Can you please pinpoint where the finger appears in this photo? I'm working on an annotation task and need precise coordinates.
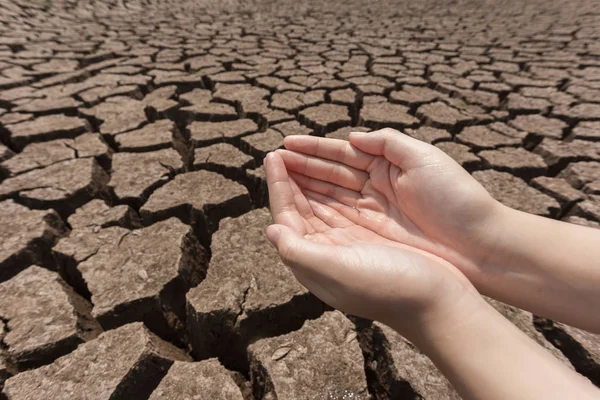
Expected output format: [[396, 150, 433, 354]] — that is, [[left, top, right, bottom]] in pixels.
[[288, 175, 330, 233], [303, 189, 361, 224], [348, 128, 429, 168], [266, 224, 339, 278], [290, 171, 361, 208], [265, 228, 342, 309], [303, 189, 391, 233], [264, 152, 307, 234], [287, 175, 315, 218], [304, 200, 393, 246], [306, 196, 356, 229], [283, 135, 374, 171], [277, 149, 369, 192]]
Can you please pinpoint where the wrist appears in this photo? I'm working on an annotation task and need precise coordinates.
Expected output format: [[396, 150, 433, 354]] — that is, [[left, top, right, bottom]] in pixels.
[[464, 200, 517, 287], [388, 286, 488, 347]]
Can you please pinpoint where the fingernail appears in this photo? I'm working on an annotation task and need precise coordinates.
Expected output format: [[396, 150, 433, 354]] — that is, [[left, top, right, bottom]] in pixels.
[[349, 131, 367, 137], [266, 225, 281, 246]]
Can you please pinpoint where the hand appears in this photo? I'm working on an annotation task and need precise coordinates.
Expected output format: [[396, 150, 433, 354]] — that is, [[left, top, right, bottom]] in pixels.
[[264, 151, 479, 337], [277, 128, 503, 280]]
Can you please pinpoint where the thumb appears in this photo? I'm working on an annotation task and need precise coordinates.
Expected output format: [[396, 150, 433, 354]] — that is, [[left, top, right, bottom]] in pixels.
[[349, 128, 430, 167], [266, 224, 336, 274]]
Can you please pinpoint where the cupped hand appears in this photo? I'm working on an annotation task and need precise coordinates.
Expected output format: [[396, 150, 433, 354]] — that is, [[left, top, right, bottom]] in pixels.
[[277, 128, 503, 280], [264, 151, 478, 336]]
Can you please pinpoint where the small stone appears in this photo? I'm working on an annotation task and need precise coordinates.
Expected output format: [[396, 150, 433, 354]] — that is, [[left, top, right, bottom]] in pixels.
[[271, 346, 292, 361], [3, 322, 190, 400], [473, 170, 560, 216], [137, 269, 149, 280], [345, 331, 358, 343], [248, 312, 369, 400]]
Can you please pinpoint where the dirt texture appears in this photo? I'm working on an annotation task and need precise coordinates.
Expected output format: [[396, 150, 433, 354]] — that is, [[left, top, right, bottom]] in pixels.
[[1, 0, 600, 398]]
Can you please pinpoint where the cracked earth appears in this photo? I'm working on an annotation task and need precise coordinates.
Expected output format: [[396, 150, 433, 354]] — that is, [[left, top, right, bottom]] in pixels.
[[0, 0, 600, 398]]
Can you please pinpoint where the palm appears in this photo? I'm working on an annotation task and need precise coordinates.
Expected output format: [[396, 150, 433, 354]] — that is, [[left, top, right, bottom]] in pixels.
[[266, 154, 393, 249], [273, 134, 496, 271], [276, 153, 435, 253]]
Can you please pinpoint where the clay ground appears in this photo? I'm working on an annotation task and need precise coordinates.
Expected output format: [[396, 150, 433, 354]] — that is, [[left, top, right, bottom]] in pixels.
[[0, 0, 600, 398]]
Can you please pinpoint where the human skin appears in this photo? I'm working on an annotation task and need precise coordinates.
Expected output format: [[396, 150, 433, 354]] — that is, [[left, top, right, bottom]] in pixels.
[[279, 129, 600, 334], [263, 128, 600, 400]]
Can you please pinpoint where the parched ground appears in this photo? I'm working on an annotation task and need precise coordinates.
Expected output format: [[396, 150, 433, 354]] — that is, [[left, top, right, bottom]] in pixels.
[[1, 0, 600, 398]]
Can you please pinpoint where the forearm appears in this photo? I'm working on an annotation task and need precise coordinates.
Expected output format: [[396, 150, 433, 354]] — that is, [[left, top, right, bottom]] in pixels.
[[399, 294, 599, 400], [473, 203, 600, 333]]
